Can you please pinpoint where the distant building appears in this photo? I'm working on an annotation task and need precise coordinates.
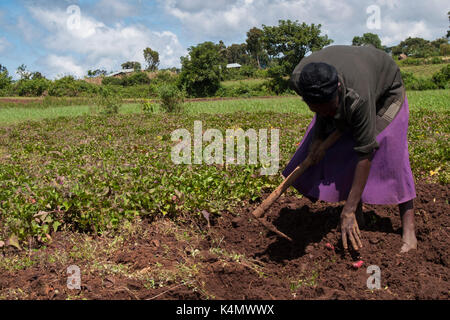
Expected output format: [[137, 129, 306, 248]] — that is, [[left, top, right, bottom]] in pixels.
[[226, 63, 241, 69], [106, 68, 135, 77]]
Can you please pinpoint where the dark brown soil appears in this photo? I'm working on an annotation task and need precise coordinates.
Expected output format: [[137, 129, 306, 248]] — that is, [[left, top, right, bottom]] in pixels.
[[0, 182, 448, 300]]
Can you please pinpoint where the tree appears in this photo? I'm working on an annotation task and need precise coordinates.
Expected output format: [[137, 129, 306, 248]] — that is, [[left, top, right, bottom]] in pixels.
[[16, 64, 32, 80], [143, 47, 160, 71], [440, 43, 450, 56], [31, 71, 45, 80], [226, 43, 250, 65], [431, 37, 448, 49], [261, 20, 333, 75], [87, 69, 107, 77], [392, 37, 436, 58], [179, 41, 225, 97], [246, 27, 268, 69], [352, 33, 384, 50], [121, 61, 141, 71], [218, 40, 228, 63], [0, 64, 12, 90]]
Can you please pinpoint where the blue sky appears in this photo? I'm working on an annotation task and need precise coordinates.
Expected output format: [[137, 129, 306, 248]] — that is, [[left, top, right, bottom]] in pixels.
[[0, 0, 448, 79]]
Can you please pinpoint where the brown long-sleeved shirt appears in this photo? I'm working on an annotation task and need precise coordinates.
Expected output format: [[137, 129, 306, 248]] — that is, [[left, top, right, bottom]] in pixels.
[[291, 45, 405, 157]]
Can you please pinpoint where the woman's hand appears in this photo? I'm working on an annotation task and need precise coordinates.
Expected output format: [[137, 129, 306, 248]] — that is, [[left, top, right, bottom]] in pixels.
[[306, 139, 325, 165], [310, 145, 326, 164], [340, 211, 363, 251]]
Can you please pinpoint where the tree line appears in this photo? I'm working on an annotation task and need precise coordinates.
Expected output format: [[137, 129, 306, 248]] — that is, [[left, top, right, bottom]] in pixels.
[[0, 15, 449, 98]]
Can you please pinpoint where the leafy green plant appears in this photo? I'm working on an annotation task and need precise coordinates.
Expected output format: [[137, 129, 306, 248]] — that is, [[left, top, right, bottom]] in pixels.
[[431, 64, 450, 89], [94, 87, 122, 115], [179, 41, 225, 97], [141, 101, 155, 113], [157, 84, 184, 113], [14, 78, 50, 96]]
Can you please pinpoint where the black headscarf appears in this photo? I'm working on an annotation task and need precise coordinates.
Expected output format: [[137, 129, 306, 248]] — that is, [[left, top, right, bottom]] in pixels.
[[295, 62, 339, 104]]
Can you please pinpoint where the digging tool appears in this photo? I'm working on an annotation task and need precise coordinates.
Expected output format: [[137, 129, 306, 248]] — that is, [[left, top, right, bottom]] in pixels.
[[250, 130, 342, 241]]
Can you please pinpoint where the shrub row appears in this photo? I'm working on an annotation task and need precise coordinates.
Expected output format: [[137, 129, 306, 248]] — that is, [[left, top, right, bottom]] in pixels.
[[1, 65, 448, 99], [401, 64, 450, 90]]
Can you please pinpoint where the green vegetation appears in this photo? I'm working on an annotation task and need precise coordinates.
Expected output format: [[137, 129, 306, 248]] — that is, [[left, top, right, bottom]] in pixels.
[[401, 64, 450, 90], [0, 90, 448, 244], [401, 62, 449, 78], [352, 33, 384, 50], [179, 41, 225, 97]]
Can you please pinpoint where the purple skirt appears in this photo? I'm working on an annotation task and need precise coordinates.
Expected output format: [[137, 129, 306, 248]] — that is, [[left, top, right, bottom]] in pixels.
[[282, 96, 416, 205]]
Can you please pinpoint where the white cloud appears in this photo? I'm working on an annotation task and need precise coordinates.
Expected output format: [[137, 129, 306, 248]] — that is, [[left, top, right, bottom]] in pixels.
[[161, 0, 449, 46], [44, 54, 85, 78], [380, 20, 432, 46], [27, 5, 187, 79], [0, 37, 11, 53]]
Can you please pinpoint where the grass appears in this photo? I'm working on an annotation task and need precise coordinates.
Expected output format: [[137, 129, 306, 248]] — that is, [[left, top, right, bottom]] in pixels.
[[0, 105, 91, 124], [400, 63, 449, 78], [1, 90, 448, 124], [221, 78, 268, 88]]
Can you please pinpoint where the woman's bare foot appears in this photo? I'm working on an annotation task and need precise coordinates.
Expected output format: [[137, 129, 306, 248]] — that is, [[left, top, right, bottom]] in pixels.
[[401, 228, 417, 253]]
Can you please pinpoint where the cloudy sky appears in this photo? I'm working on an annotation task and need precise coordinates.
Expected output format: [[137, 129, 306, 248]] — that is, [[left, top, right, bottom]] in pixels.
[[0, 0, 448, 79]]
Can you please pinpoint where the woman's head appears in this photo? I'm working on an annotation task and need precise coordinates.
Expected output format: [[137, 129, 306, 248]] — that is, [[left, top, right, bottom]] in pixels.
[[296, 62, 340, 117]]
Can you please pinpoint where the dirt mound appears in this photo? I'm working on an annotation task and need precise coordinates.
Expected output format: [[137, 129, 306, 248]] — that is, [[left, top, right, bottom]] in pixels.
[[0, 182, 448, 300]]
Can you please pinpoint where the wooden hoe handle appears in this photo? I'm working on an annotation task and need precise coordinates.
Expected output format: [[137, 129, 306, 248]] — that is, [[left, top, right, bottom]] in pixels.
[[251, 130, 342, 220], [252, 157, 313, 219]]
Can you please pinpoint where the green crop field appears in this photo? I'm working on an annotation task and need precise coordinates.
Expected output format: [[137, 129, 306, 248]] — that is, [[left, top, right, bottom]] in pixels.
[[1, 89, 449, 124], [0, 90, 448, 244], [221, 78, 268, 88], [400, 62, 449, 78]]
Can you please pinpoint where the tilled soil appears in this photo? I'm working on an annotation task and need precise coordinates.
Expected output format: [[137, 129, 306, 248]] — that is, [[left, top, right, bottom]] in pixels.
[[0, 182, 448, 300]]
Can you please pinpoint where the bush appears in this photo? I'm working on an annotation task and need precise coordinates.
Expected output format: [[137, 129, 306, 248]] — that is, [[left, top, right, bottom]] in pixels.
[[0, 69, 12, 91], [157, 84, 184, 113], [215, 81, 270, 97], [101, 72, 151, 87], [102, 76, 123, 86], [221, 65, 262, 81], [239, 65, 257, 78], [430, 57, 443, 64], [93, 87, 122, 115], [48, 76, 98, 97], [154, 70, 178, 85], [440, 43, 450, 56], [400, 58, 423, 66], [401, 71, 437, 90], [14, 78, 50, 96], [431, 64, 450, 89], [179, 42, 224, 97], [254, 68, 269, 78], [266, 62, 291, 95], [123, 72, 151, 86]]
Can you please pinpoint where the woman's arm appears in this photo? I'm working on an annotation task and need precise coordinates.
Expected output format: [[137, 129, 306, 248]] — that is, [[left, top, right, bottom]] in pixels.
[[342, 156, 372, 214], [340, 155, 372, 251], [307, 130, 343, 164]]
